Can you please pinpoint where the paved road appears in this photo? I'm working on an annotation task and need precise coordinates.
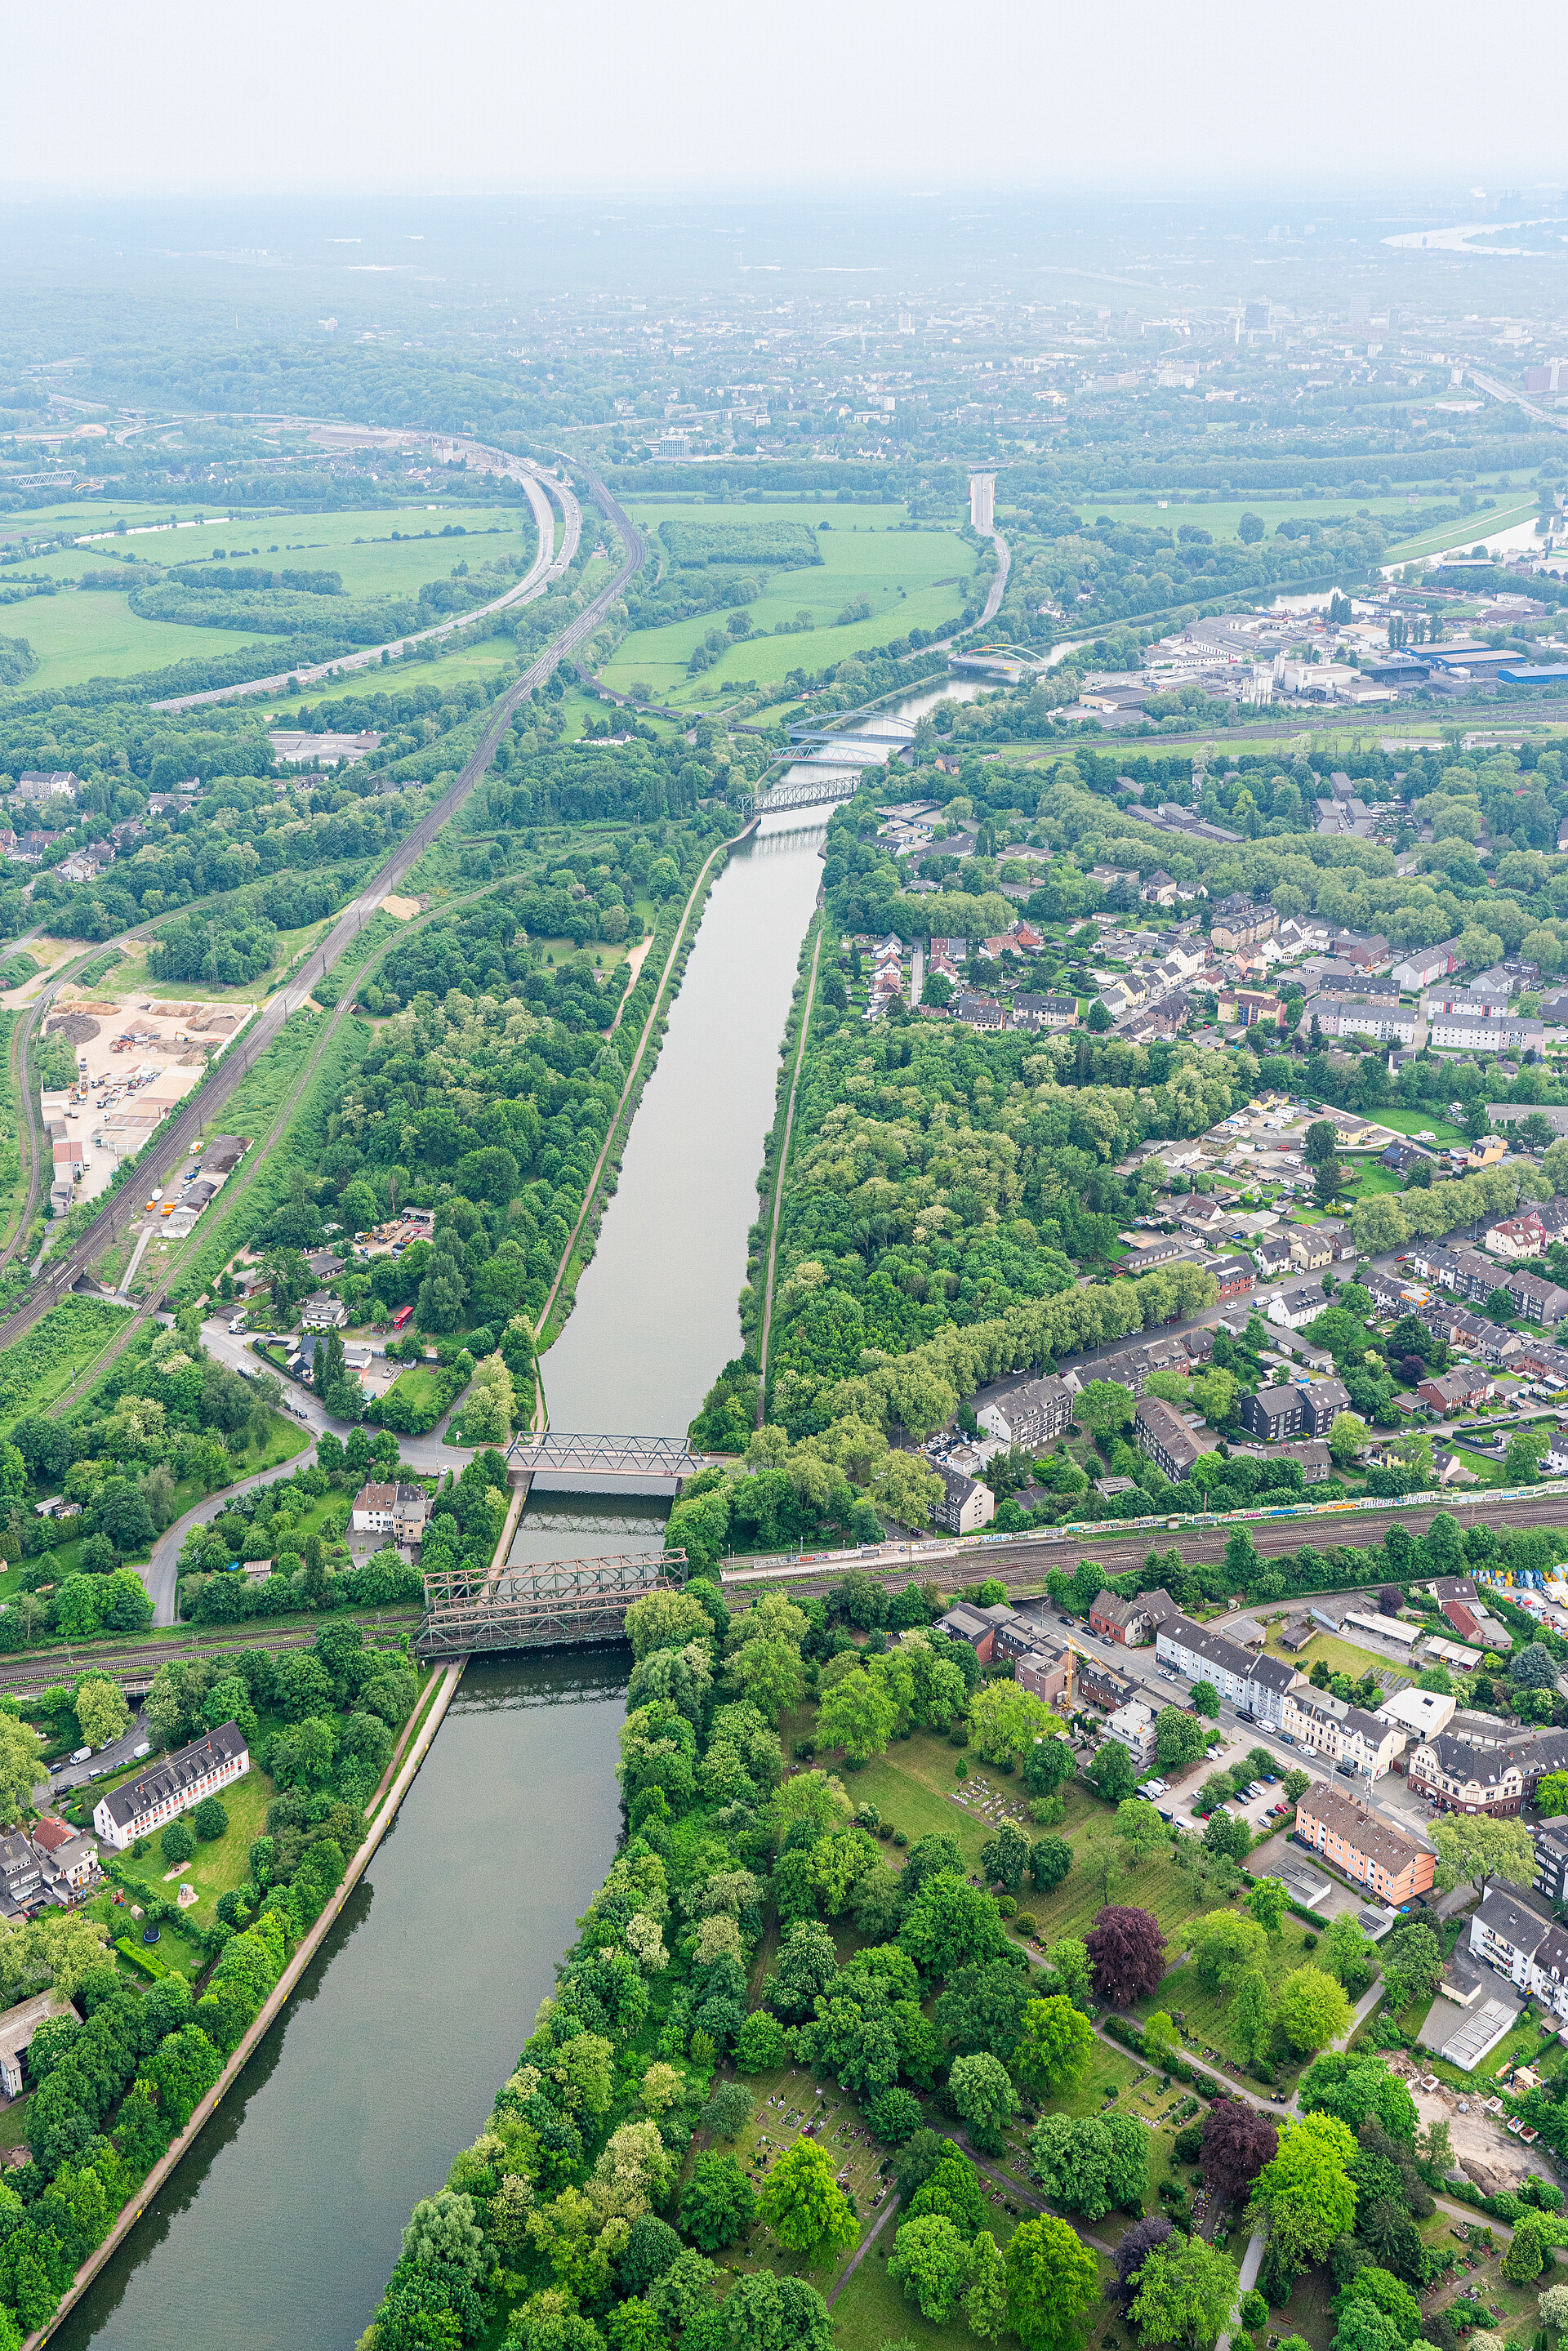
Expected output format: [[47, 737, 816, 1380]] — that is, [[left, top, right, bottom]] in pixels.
[[0, 460, 644, 1353]]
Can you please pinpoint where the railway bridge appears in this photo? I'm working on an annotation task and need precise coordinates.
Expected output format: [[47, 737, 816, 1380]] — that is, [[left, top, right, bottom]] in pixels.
[[504, 1432, 710, 1496], [414, 1549, 680, 1659]]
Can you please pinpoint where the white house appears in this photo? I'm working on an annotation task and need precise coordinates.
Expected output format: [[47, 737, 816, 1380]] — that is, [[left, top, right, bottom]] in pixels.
[[92, 1723, 249, 1852], [1104, 1699, 1158, 1768]]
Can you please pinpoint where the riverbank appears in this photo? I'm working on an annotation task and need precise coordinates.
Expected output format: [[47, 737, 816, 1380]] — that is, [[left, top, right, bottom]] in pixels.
[[29, 1655, 465, 2351]]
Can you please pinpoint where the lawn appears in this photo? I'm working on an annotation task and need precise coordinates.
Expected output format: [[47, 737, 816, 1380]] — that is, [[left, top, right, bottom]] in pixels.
[[1259, 1626, 1399, 1686], [381, 1365, 444, 1423], [1134, 1909, 1330, 2082], [601, 504, 976, 703], [3, 587, 292, 692], [109, 1761, 274, 1931], [1371, 1107, 1472, 1146]]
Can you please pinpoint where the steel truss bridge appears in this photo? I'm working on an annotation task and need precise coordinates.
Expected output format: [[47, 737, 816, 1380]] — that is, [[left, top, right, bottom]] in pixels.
[[416, 1551, 682, 1658], [505, 1432, 708, 1485], [755, 772, 863, 813]]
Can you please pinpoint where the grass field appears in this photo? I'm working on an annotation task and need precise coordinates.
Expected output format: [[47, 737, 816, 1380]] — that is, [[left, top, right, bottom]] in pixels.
[[5, 500, 542, 693], [1370, 1106, 1471, 1145], [1072, 495, 1463, 545], [1259, 1625, 1399, 1685], [602, 503, 975, 703], [109, 1761, 274, 1930], [0, 1294, 132, 1425], [1383, 496, 1541, 564]]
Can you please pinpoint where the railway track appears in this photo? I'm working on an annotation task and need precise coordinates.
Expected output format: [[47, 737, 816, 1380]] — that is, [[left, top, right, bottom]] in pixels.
[[0, 457, 643, 1354], [0, 1611, 416, 1698]]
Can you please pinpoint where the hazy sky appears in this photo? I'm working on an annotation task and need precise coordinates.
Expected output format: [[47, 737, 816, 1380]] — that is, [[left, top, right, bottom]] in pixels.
[[4, 0, 1559, 197]]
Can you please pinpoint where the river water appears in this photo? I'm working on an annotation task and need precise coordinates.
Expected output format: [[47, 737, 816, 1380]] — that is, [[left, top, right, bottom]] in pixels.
[[57, 675, 973, 2349], [53, 1655, 627, 2351]]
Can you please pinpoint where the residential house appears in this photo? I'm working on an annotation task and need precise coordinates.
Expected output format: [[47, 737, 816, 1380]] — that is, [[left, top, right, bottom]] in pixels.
[[1254, 1233, 1295, 1280], [976, 1375, 1074, 1450], [1392, 938, 1463, 992], [1268, 1283, 1325, 1332], [1418, 1368, 1492, 1415], [1382, 1140, 1440, 1178], [1407, 1729, 1533, 1814], [14, 771, 78, 805], [1311, 996, 1421, 1045], [1468, 1888, 1568, 2023], [92, 1723, 249, 1852], [301, 1293, 346, 1331], [1134, 1396, 1220, 1481], [29, 1817, 98, 1896], [1176, 1196, 1229, 1239], [0, 1833, 42, 1917], [1103, 1699, 1159, 1768], [1289, 1228, 1334, 1274], [350, 1482, 431, 1547], [1211, 1257, 1255, 1302], [1504, 1271, 1568, 1325], [1376, 1686, 1459, 1744], [1075, 1655, 1139, 1712], [1089, 1591, 1157, 1645], [1428, 1012, 1546, 1054], [1209, 896, 1278, 952], [930, 1463, 996, 1534], [1013, 993, 1079, 1031], [0, 1993, 79, 2098], [1153, 1614, 1303, 1726], [1487, 1213, 1549, 1262], [1534, 1826, 1568, 1908], [1281, 1694, 1405, 1779], [1240, 1383, 1305, 1442], [1302, 1378, 1349, 1436], [1218, 987, 1285, 1029], [1293, 1780, 1436, 1902]]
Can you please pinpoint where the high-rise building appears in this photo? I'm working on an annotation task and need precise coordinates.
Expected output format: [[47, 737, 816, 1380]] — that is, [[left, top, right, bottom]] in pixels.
[[969, 471, 996, 532]]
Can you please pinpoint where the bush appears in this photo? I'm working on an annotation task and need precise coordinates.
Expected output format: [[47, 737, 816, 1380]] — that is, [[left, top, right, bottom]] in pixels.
[[192, 1796, 229, 1842], [161, 1819, 194, 1863], [1241, 2291, 1269, 2330]]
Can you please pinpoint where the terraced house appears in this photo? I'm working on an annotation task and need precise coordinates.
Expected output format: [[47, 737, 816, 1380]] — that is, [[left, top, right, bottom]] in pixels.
[[1153, 1613, 1303, 1728], [1293, 1780, 1436, 1903]]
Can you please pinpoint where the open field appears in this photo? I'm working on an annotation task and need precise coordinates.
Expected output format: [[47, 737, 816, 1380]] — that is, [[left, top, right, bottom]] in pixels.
[[1369, 1106, 1472, 1144], [1076, 493, 1472, 545], [602, 503, 975, 702], [1383, 496, 1541, 563], [3, 501, 541, 692], [1259, 1624, 1398, 1684], [1, 587, 292, 692]]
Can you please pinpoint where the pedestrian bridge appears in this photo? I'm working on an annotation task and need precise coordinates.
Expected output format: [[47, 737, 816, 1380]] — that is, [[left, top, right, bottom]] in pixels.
[[505, 1432, 709, 1490], [416, 1551, 679, 1657]]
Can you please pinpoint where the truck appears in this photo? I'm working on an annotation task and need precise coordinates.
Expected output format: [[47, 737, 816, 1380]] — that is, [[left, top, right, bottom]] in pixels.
[[391, 1302, 416, 1331]]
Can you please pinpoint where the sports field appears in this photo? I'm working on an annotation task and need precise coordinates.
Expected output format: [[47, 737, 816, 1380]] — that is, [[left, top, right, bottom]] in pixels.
[[601, 501, 976, 702]]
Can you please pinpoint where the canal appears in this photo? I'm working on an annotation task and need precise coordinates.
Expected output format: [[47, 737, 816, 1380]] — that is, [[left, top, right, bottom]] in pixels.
[[57, 679, 974, 2347], [52, 1654, 628, 2351]]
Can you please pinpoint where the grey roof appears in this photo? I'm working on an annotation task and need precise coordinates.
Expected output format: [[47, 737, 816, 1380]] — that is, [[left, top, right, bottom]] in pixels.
[[1428, 1732, 1531, 1786], [1138, 1587, 1180, 1627], [1533, 1923, 1568, 1982], [1157, 1613, 1251, 1677], [1475, 1886, 1553, 1957], [97, 1722, 247, 1830], [1248, 1654, 1301, 1694]]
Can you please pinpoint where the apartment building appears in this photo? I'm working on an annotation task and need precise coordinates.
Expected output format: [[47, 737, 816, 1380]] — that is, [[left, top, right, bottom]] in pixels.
[[1293, 1780, 1436, 1903], [1281, 1692, 1406, 1779], [93, 1724, 250, 1853], [1240, 1383, 1305, 1442], [1469, 1887, 1568, 2019], [977, 1374, 1074, 1449], [1134, 1396, 1220, 1481], [1406, 1728, 1534, 1815], [1154, 1614, 1303, 1728]]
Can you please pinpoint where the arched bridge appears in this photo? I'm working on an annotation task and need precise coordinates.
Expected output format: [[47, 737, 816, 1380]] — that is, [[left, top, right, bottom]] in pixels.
[[416, 1551, 680, 1658], [505, 1432, 710, 1491]]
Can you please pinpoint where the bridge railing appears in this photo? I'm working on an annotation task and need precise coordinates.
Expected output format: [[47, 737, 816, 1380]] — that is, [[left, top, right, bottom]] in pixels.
[[416, 1549, 687, 1657]]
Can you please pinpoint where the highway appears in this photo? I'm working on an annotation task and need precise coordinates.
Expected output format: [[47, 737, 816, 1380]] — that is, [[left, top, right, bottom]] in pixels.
[[0, 459, 645, 1353]]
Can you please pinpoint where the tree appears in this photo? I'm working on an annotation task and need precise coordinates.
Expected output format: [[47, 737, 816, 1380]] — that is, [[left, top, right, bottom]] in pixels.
[[969, 1681, 1062, 1765], [1281, 1769, 1311, 1803], [1004, 2215, 1098, 2351], [1086, 1905, 1166, 2006], [1192, 1910, 1267, 1992], [1076, 1381, 1135, 1440], [1013, 1995, 1094, 2095], [1329, 1412, 1369, 1466], [1380, 1921, 1443, 2015], [1090, 1740, 1137, 1802], [889, 2214, 973, 2322], [1201, 1807, 1252, 1865], [1512, 1641, 1560, 1690], [1129, 2232, 1241, 2349], [1115, 2213, 1174, 2301], [191, 1795, 228, 1843], [1028, 1837, 1073, 1893], [1247, 1877, 1288, 1937], [949, 2053, 1019, 2154], [899, 1874, 1006, 1979], [757, 2140, 858, 2262], [1200, 2099, 1278, 2205], [769, 1920, 840, 2020], [679, 2153, 756, 2251], [1273, 1966, 1352, 2055], [1030, 2112, 1149, 2220], [1506, 1429, 1551, 1485], [1250, 2111, 1357, 2269], [1191, 1680, 1220, 1720], [1232, 1970, 1273, 2066], [965, 2229, 1009, 2343], [735, 1638, 805, 1723], [72, 1672, 130, 1754], [702, 2082, 755, 2141], [1432, 1813, 1535, 1898], [981, 1821, 1031, 1895], [1539, 2284, 1568, 2331], [1114, 1798, 1169, 1867], [1156, 1708, 1210, 1770], [1298, 2053, 1418, 2144], [1320, 1915, 1379, 2001], [817, 1669, 898, 1765], [1304, 1121, 1339, 1168], [161, 1818, 194, 1863], [1503, 2219, 1550, 2286], [0, 1716, 44, 1828]]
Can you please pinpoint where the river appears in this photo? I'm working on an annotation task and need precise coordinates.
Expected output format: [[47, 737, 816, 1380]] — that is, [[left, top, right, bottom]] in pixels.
[[56, 675, 962, 2348], [52, 1654, 627, 2351]]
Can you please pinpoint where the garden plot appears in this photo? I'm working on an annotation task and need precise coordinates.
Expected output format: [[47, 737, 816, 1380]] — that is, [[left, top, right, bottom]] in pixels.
[[948, 1769, 1035, 1833]]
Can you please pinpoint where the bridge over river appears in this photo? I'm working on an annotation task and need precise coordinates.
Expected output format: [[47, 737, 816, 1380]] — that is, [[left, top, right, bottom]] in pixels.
[[504, 1431, 711, 1494], [415, 1549, 681, 1659]]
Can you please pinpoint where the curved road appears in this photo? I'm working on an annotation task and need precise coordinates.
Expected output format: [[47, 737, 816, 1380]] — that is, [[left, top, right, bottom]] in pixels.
[[150, 462, 570, 714], [0, 461, 644, 1354]]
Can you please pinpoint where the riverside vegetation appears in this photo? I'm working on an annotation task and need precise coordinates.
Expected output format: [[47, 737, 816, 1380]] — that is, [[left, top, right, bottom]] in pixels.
[[359, 1570, 1526, 2351]]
